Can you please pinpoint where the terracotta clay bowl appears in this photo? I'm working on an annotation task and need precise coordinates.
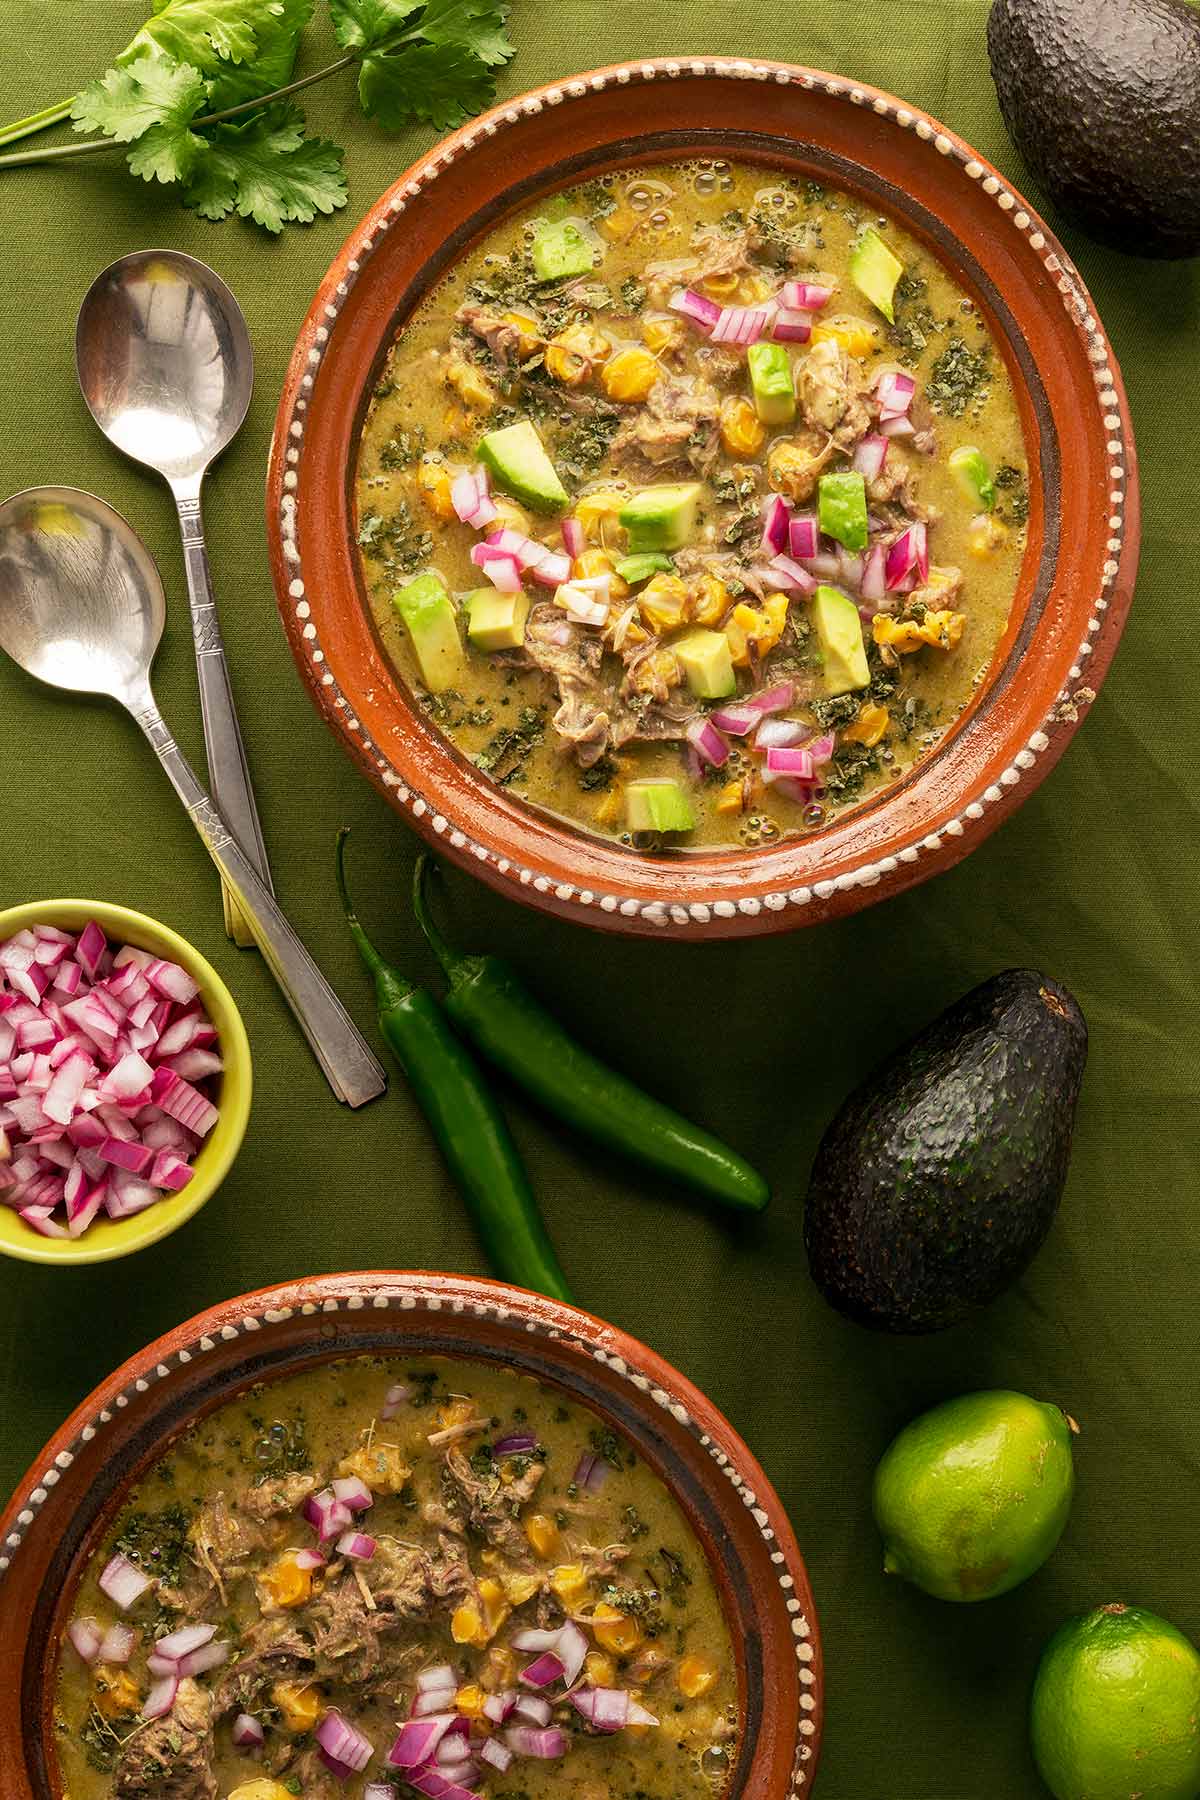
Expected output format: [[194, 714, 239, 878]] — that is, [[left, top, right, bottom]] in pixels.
[[0, 1270, 821, 1798], [266, 57, 1139, 940]]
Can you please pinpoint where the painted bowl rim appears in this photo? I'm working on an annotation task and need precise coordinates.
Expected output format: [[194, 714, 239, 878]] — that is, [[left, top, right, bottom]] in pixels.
[[266, 56, 1139, 938], [0, 1269, 822, 1797], [0, 898, 252, 1266]]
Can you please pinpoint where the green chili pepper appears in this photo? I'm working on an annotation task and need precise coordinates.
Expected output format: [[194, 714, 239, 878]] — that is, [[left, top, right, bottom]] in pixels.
[[413, 856, 770, 1214], [336, 831, 573, 1303]]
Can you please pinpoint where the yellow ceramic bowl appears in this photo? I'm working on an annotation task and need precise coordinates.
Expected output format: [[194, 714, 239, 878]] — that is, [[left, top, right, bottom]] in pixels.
[[0, 900, 251, 1266]]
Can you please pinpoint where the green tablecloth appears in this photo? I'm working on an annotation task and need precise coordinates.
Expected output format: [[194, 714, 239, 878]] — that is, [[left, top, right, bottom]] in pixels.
[[1, 4, 1198, 1794]]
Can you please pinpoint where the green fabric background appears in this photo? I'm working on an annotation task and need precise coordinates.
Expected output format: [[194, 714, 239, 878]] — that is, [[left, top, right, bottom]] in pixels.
[[1, 4, 1198, 1795]]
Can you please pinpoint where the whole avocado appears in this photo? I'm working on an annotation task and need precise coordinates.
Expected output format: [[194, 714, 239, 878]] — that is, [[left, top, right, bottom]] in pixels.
[[988, 0, 1200, 258], [803, 970, 1087, 1334]]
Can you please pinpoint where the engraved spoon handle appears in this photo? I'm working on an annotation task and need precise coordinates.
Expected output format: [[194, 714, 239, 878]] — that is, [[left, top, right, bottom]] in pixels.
[[129, 688, 387, 1110], [172, 474, 274, 948]]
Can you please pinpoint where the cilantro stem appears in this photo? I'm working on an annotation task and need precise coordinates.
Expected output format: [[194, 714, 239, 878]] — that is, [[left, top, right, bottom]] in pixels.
[[0, 97, 77, 148], [0, 33, 423, 172]]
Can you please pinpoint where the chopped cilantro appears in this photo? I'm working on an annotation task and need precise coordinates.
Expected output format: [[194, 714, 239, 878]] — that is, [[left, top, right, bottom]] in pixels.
[[378, 426, 426, 471], [475, 706, 546, 784], [113, 1501, 192, 1584], [927, 336, 991, 418], [357, 501, 434, 576], [619, 275, 649, 312]]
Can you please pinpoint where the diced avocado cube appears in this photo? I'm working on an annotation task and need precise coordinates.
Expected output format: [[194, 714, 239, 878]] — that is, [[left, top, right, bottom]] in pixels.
[[949, 444, 996, 511], [531, 220, 595, 284], [393, 573, 466, 694], [747, 342, 796, 425], [625, 779, 696, 835], [674, 629, 736, 700], [478, 420, 569, 515], [812, 584, 870, 695], [818, 470, 869, 551], [849, 228, 904, 323], [466, 587, 531, 653], [615, 552, 676, 586], [618, 483, 702, 554]]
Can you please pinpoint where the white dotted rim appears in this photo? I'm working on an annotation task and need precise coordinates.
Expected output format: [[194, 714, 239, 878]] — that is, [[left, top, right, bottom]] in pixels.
[[275, 57, 1135, 931], [0, 1278, 819, 1794]]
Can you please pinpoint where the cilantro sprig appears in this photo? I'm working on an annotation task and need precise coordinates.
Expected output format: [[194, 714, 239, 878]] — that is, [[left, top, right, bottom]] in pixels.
[[0, 0, 515, 232]]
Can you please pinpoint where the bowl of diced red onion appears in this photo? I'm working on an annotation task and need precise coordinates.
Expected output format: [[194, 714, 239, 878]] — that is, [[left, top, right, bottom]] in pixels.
[[0, 900, 251, 1263]]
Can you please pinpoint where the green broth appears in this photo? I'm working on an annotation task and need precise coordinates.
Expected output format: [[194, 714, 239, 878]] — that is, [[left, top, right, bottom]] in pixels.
[[54, 1356, 739, 1800]]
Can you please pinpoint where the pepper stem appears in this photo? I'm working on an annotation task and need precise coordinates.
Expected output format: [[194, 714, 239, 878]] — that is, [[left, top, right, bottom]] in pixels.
[[413, 854, 469, 982], [336, 829, 414, 1010]]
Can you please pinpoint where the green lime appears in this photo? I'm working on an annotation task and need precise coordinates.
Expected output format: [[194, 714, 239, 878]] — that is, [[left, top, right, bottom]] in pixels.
[[873, 1389, 1075, 1602], [1031, 1604, 1200, 1800]]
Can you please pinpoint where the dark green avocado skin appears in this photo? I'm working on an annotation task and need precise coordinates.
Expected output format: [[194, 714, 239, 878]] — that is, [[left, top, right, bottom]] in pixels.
[[988, 0, 1200, 258], [803, 970, 1087, 1335]]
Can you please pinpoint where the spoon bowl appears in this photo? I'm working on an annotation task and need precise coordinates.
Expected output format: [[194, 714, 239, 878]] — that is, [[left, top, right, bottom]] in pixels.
[[0, 486, 164, 703], [0, 484, 387, 1108], [76, 251, 253, 482]]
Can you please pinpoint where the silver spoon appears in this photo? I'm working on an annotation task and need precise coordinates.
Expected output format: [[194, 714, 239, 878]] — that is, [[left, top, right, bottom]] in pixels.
[[76, 250, 271, 947], [0, 487, 387, 1111]]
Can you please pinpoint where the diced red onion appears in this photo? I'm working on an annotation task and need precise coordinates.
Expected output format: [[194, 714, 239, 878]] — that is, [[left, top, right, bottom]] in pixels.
[[68, 1617, 103, 1663], [768, 553, 817, 594], [336, 1531, 377, 1561], [414, 1686, 458, 1717], [177, 1639, 230, 1678], [492, 1432, 538, 1456], [503, 1725, 568, 1760], [144, 959, 198, 1005], [99, 1553, 152, 1611], [154, 1621, 215, 1662], [685, 717, 730, 769], [668, 286, 721, 332], [760, 494, 790, 556], [876, 369, 916, 419], [303, 1487, 354, 1542], [838, 549, 866, 591], [754, 718, 808, 750], [479, 1737, 513, 1772], [482, 1690, 518, 1725], [470, 545, 522, 593], [852, 435, 889, 481], [316, 1709, 374, 1775], [765, 746, 816, 781], [710, 303, 775, 346], [75, 921, 107, 980], [885, 521, 929, 590], [149, 1066, 218, 1138], [294, 1547, 327, 1572], [450, 467, 498, 531], [518, 1654, 564, 1691], [880, 414, 915, 438], [332, 1475, 373, 1513], [708, 704, 758, 736], [389, 1713, 457, 1768], [380, 1382, 411, 1421], [860, 545, 887, 604], [570, 1685, 632, 1733], [572, 1450, 610, 1493], [787, 513, 819, 560], [781, 280, 834, 311], [560, 517, 584, 559], [233, 1712, 265, 1749], [364, 1787, 394, 1800], [417, 1665, 459, 1694], [142, 1674, 178, 1720], [810, 732, 836, 766], [771, 307, 813, 343]]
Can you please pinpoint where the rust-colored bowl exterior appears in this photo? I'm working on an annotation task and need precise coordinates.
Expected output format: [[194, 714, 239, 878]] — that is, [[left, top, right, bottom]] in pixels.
[[266, 58, 1139, 940], [0, 1271, 821, 1798]]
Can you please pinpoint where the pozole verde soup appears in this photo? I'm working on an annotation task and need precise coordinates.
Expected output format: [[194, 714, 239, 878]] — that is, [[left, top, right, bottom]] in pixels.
[[355, 160, 1029, 851], [55, 1356, 739, 1800]]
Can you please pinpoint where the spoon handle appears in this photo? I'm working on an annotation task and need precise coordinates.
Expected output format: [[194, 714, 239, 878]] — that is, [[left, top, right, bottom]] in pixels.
[[172, 478, 275, 949], [131, 696, 388, 1110]]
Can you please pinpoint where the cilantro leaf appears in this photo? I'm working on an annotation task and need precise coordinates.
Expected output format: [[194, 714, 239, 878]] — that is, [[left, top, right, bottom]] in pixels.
[[116, 0, 266, 70], [328, 0, 422, 51], [416, 0, 514, 67], [359, 37, 495, 130], [72, 50, 207, 149], [204, 0, 315, 110], [183, 102, 348, 232], [127, 118, 205, 183]]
